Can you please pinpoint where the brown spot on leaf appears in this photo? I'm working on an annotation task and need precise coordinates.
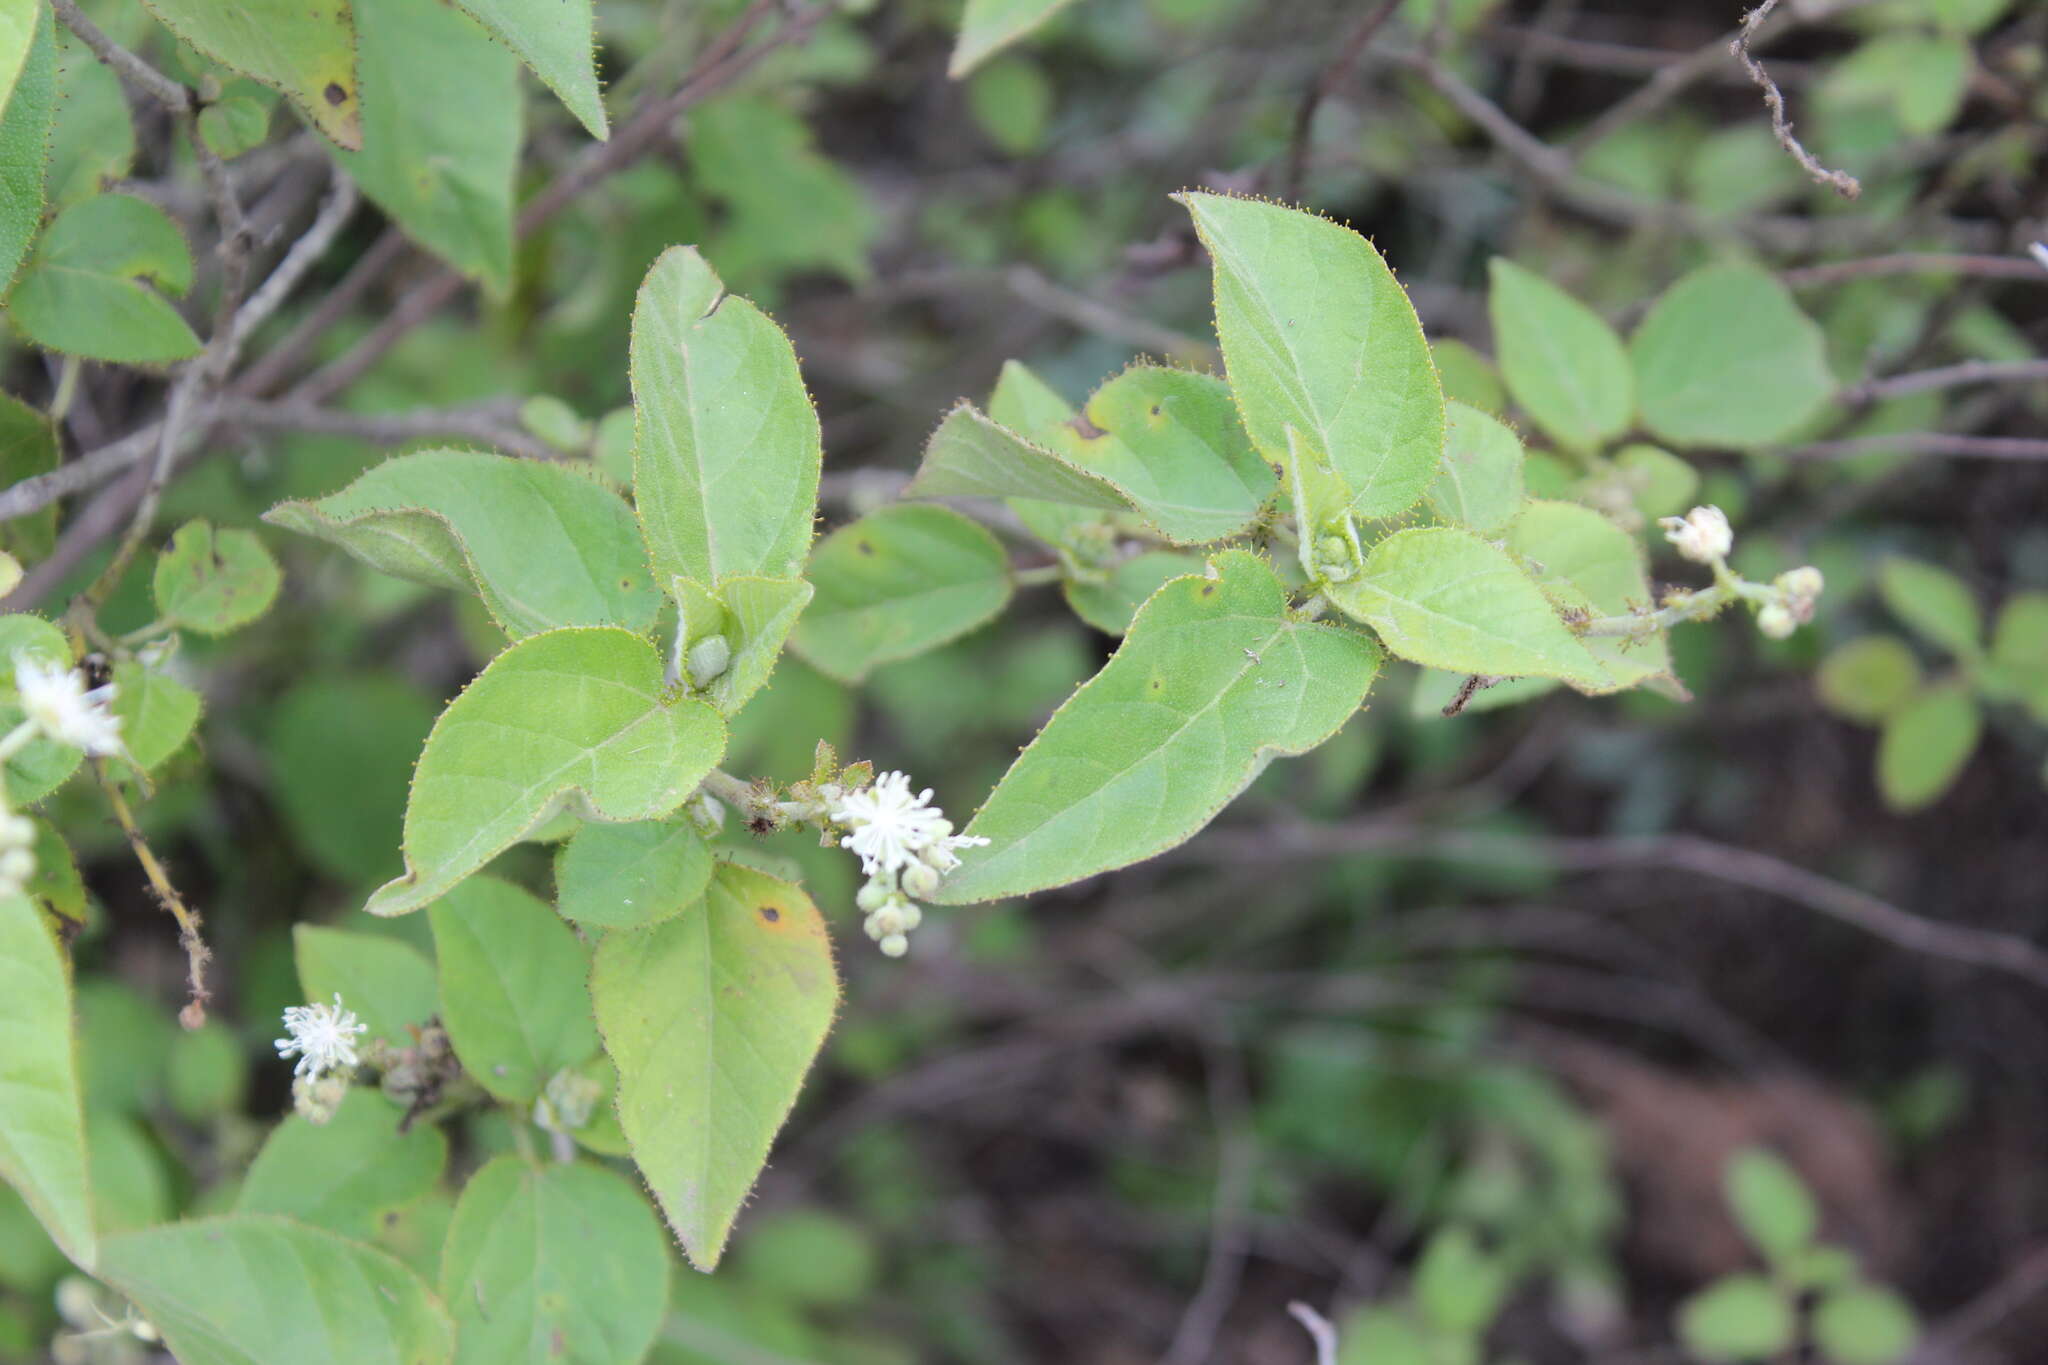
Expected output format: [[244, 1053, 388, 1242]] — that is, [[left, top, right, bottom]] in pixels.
[[759, 905, 781, 923], [324, 82, 347, 106], [856, 540, 874, 555], [1066, 414, 1106, 440], [1199, 584, 1216, 598]]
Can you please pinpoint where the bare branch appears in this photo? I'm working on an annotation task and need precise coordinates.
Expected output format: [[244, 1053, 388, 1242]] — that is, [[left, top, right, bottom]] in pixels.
[[1287, 1303, 1339, 1365], [1732, 0, 1860, 199], [1845, 359, 2048, 404], [210, 397, 560, 462], [1278, 0, 1402, 203], [49, 0, 192, 112], [1783, 251, 2048, 288], [234, 173, 359, 346], [1787, 432, 2048, 462]]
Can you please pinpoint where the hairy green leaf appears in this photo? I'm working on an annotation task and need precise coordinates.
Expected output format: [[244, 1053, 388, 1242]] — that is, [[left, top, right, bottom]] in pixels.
[[1488, 258, 1633, 454], [907, 402, 1130, 512], [46, 26, 130, 211], [152, 520, 282, 635], [293, 925, 437, 1050], [452, 0, 605, 139], [266, 450, 660, 638], [136, 0, 361, 149], [429, 876, 598, 1103], [795, 505, 1012, 683], [367, 628, 724, 917], [630, 247, 821, 586], [591, 861, 838, 1269], [1327, 527, 1607, 689], [109, 659, 201, 774], [441, 1158, 668, 1365], [937, 550, 1380, 903], [666, 574, 812, 715], [98, 1215, 454, 1365], [238, 1090, 447, 1239], [1045, 365, 1276, 544], [0, 892, 95, 1271], [9, 194, 200, 364], [336, 0, 518, 289], [0, 4, 52, 295], [1507, 500, 1672, 692], [1425, 401, 1525, 535], [555, 818, 712, 931], [1631, 264, 1834, 449], [1064, 550, 1204, 637], [1177, 191, 1442, 520]]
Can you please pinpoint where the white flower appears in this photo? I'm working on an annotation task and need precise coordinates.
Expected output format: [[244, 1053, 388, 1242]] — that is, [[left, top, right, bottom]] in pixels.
[[275, 993, 367, 1079], [12, 652, 122, 756], [832, 771, 987, 879], [1658, 506, 1733, 564]]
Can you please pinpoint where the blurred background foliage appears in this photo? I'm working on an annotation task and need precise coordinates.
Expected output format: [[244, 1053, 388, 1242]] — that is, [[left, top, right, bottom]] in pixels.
[[8, 0, 2048, 1361]]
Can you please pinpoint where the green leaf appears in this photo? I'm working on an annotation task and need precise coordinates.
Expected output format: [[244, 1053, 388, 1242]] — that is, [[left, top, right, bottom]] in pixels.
[[1507, 500, 1673, 692], [1812, 1285, 1917, 1365], [237, 1089, 447, 1238], [0, 5, 53, 296], [1046, 365, 1276, 544], [1488, 258, 1632, 453], [730, 1209, 877, 1308], [666, 574, 813, 716], [9, 193, 200, 364], [1878, 557, 1981, 660], [937, 550, 1380, 903], [986, 359, 1113, 550], [0, 393, 56, 567], [591, 861, 838, 1270], [97, 1215, 455, 1365], [109, 659, 201, 774], [1894, 35, 1971, 135], [429, 876, 598, 1103], [0, 893, 95, 1271], [1724, 1147, 1817, 1263], [950, 0, 1082, 77], [555, 818, 712, 931], [1432, 337, 1504, 414], [86, 1113, 169, 1236], [441, 1157, 668, 1365], [629, 247, 821, 586], [152, 519, 282, 635], [166, 1023, 246, 1124], [197, 90, 271, 160], [25, 818, 84, 925], [1677, 1274, 1796, 1361], [1877, 682, 1980, 812], [1176, 191, 1443, 520], [293, 925, 438, 1051], [794, 505, 1013, 683], [967, 56, 1052, 155], [0, 0, 35, 115], [1817, 635, 1921, 724], [1630, 264, 1835, 449], [1326, 528, 1607, 689], [335, 0, 518, 290], [451, 0, 606, 139], [907, 402, 1132, 511], [366, 628, 725, 918], [136, 0, 362, 149], [1613, 442, 1698, 520], [0, 617, 85, 803], [689, 97, 878, 289], [1989, 592, 2048, 722], [46, 26, 132, 211], [268, 674, 438, 884], [1063, 549, 1204, 637], [1412, 1225, 1511, 1336], [265, 450, 661, 639], [1425, 400, 1525, 535]]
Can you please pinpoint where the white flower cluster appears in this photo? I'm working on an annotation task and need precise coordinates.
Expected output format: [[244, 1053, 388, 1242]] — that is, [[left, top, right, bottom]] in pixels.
[[828, 770, 987, 957], [10, 652, 122, 757], [0, 813, 33, 900], [275, 993, 367, 1080], [1659, 505, 1733, 564], [1758, 564, 1825, 640]]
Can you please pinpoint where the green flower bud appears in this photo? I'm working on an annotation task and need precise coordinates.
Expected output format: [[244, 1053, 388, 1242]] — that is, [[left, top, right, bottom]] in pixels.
[[685, 634, 732, 688]]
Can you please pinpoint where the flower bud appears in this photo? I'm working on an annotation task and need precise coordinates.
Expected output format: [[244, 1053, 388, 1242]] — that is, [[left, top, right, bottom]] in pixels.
[[1757, 602, 1796, 639], [1659, 506, 1733, 563], [0, 813, 32, 848], [1775, 565, 1824, 603], [901, 861, 942, 899], [0, 846, 33, 883], [856, 879, 892, 913], [684, 634, 732, 688], [878, 932, 909, 958], [292, 1072, 349, 1125]]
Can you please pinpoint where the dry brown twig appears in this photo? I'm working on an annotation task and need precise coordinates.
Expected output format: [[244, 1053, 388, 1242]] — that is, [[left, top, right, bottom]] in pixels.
[[1732, 0, 1861, 199]]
